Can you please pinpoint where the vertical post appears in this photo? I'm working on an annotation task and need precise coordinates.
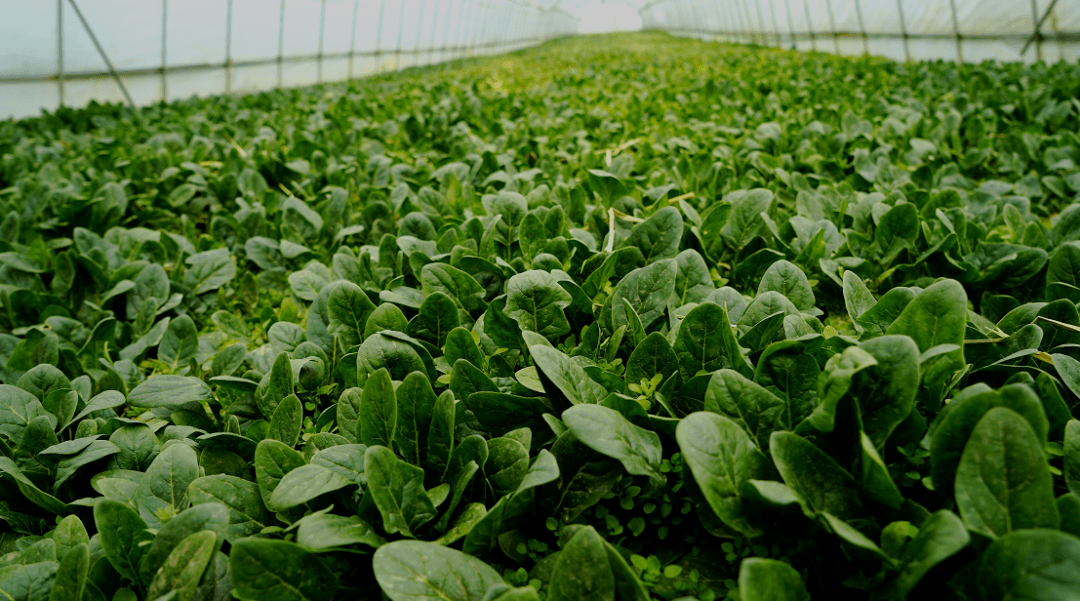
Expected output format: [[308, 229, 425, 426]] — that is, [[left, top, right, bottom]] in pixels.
[[225, 0, 233, 92], [277, 0, 286, 86], [161, 0, 168, 101], [801, 0, 817, 52], [347, 0, 359, 79], [782, 0, 797, 49], [317, 0, 327, 83], [852, 0, 869, 56], [895, 0, 911, 61], [439, 0, 454, 63], [452, 0, 470, 61], [426, 0, 441, 65], [824, 0, 839, 54], [752, 0, 770, 47], [948, 0, 963, 62], [395, 0, 407, 70], [57, 0, 64, 106], [767, 0, 783, 47], [1029, 0, 1043, 62], [373, 0, 386, 74], [413, 0, 427, 67]]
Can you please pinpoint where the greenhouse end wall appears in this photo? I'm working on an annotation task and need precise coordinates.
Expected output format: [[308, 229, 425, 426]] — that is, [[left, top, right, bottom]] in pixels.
[[0, 0, 578, 121]]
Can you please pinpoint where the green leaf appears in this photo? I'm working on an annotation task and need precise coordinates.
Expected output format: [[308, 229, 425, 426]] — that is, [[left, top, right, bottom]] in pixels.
[[372, 540, 503, 601], [268, 394, 303, 448], [546, 526, 614, 601], [268, 464, 355, 512], [769, 431, 865, 521], [145, 530, 217, 601], [405, 291, 459, 349], [623, 206, 683, 263], [721, 188, 773, 251], [364, 445, 437, 538], [295, 513, 384, 551], [504, 270, 573, 340], [136, 444, 200, 529], [705, 369, 787, 451], [187, 475, 272, 542], [601, 259, 677, 333], [673, 303, 751, 380], [425, 391, 455, 484], [976, 529, 1080, 601], [955, 407, 1059, 538], [738, 557, 809, 601], [677, 412, 773, 536], [230, 538, 338, 601], [127, 376, 212, 408], [394, 372, 437, 466], [0, 384, 53, 441], [852, 335, 920, 447], [254, 439, 307, 509], [624, 332, 679, 388], [356, 333, 427, 384], [0, 456, 67, 514], [360, 368, 397, 448], [47, 542, 87, 601], [530, 345, 607, 407], [94, 499, 152, 585], [888, 510, 969, 597], [183, 249, 236, 296], [562, 404, 663, 487], [327, 281, 376, 348], [756, 260, 814, 311], [159, 315, 198, 369]]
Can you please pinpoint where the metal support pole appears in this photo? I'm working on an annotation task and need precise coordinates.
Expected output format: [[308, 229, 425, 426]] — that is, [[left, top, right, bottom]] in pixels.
[[373, 0, 386, 73], [439, 0, 454, 63], [347, 0, 359, 78], [57, 0, 64, 106], [767, 0, 783, 47], [801, 0, 817, 52], [161, 0, 168, 101], [317, 0, 326, 83], [1022, 0, 1060, 60], [66, 0, 136, 108], [752, 0, 770, 47], [395, 0, 407, 70], [853, 0, 870, 56], [948, 0, 963, 62], [896, 0, 911, 61], [427, 0, 442, 65], [413, 0, 427, 67], [782, 0, 797, 49], [452, 0, 471, 61], [277, 0, 286, 86], [225, 0, 233, 92], [1030, 0, 1043, 61], [824, 0, 840, 54]]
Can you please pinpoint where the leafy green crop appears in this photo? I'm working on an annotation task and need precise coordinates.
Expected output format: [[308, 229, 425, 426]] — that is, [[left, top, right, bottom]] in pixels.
[[2, 30, 1080, 601]]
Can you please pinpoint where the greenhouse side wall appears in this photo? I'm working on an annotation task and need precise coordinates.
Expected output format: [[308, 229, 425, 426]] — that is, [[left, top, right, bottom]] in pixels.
[[640, 0, 1080, 64], [0, 0, 578, 121]]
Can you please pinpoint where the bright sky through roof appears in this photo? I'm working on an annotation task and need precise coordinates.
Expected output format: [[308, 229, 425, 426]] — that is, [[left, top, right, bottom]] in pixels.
[[567, 0, 643, 33]]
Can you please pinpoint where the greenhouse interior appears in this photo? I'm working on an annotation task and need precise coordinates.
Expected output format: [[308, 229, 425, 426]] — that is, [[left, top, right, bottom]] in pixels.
[[2, 1, 1080, 600]]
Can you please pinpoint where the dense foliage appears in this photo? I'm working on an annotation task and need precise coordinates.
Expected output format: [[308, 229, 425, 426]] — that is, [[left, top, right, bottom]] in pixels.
[[2, 31, 1080, 601]]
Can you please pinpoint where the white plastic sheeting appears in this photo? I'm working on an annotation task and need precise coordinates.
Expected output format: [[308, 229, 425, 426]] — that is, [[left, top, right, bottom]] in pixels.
[[0, 0, 577, 120], [639, 0, 1080, 64]]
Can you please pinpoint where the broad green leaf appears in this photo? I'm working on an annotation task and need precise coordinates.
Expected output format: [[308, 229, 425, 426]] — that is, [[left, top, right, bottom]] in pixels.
[[677, 412, 773, 536], [601, 259, 677, 333], [562, 404, 663, 487], [530, 345, 607, 407], [94, 499, 152, 585], [704, 369, 787, 451], [372, 540, 503, 601], [48, 542, 87, 601], [187, 475, 272, 542], [327, 281, 376, 347], [137, 443, 200, 529], [757, 260, 814, 311], [955, 407, 1059, 537], [360, 368, 397, 448], [268, 394, 303, 448], [673, 303, 751, 380], [254, 439, 307, 509], [738, 557, 809, 601], [127, 376, 211, 408], [230, 538, 338, 601], [268, 464, 355, 512], [976, 529, 1080, 601], [364, 445, 437, 538], [504, 270, 573, 339], [888, 510, 969, 597], [295, 513, 384, 551], [769, 431, 865, 521], [145, 530, 217, 601]]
